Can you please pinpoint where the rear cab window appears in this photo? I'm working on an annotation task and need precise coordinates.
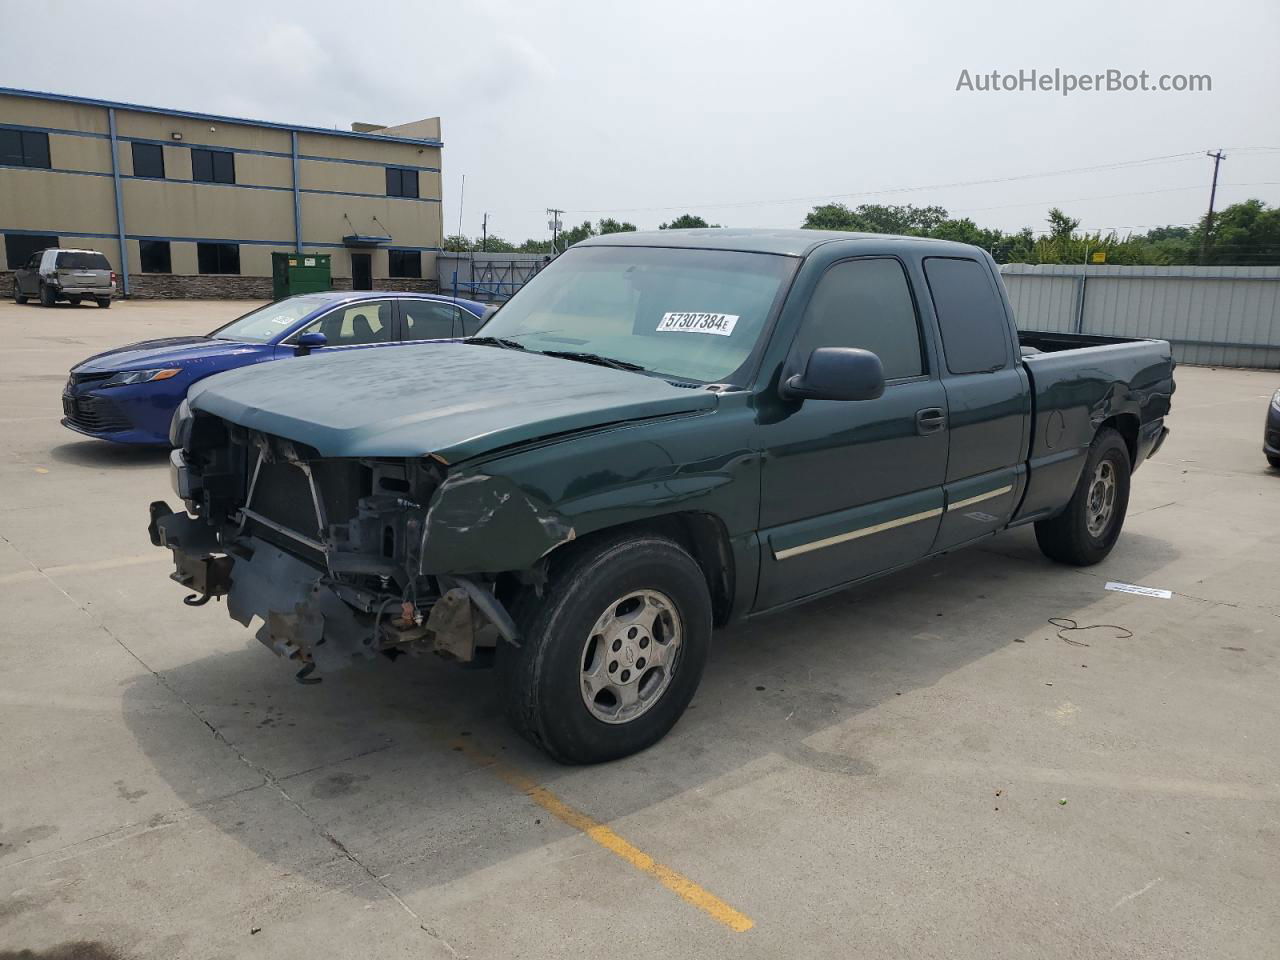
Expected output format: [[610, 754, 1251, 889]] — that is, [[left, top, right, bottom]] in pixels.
[[922, 257, 1011, 374]]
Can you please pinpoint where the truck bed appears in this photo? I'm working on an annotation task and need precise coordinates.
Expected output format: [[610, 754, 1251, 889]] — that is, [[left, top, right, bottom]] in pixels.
[[1019, 330, 1160, 354], [1012, 330, 1175, 523]]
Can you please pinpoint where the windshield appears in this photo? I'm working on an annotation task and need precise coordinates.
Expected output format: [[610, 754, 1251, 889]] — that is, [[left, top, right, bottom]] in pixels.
[[209, 296, 331, 343], [56, 252, 111, 270], [477, 246, 798, 383]]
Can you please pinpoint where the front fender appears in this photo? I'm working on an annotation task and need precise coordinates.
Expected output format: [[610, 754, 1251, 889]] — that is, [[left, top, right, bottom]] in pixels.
[[417, 399, 758, 575]]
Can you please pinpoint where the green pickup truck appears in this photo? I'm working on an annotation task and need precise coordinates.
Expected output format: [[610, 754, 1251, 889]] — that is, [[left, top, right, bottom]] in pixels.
[[151, 229, 1174, 763]]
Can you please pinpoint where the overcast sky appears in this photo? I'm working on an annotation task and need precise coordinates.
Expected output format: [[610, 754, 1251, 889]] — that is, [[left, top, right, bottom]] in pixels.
[[4, 0, 1278, 244]]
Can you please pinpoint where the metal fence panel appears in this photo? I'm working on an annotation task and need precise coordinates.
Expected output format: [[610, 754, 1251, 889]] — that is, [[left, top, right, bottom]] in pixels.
[[437, 253, 546, 301], [1000, 264, 1280, 370]]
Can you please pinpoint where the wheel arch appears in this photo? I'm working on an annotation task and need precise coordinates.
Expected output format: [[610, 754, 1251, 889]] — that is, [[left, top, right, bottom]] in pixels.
[[1097, 412, 1139, 467], [538, 511, 737, 626]]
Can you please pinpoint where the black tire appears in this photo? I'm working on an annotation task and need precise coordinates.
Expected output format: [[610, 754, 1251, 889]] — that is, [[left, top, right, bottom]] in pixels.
[[11, 283, 26, 305], [1267, 454, 1280, 470], [1035, 428, 1131, 566], [39, 283, 56, 307], [96, 297, 111, 309], [69, 296, 82, 306], [502, 535, 712, 764]]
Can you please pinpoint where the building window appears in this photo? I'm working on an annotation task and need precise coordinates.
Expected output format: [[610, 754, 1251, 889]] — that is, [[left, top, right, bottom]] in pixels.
[[131, 142, 165, 179], [388, 249, 422, 278], [197, 242, 239, 275], [5, 234, 58, 269], [139, 240, 172, 274], [191, 148, 235, 184], [0, 128, 51, 168], [386, 167, 419, 198]]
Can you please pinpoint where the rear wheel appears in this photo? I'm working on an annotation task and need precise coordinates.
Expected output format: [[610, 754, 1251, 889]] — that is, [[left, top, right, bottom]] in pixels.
[[1035, 428, 1131, 565], [1267, 454, 1280, 470], [69, 296, 82, 306], [502, 535, 712, 763], [39, 283, 56, 307], [96, 297, 111, 309]]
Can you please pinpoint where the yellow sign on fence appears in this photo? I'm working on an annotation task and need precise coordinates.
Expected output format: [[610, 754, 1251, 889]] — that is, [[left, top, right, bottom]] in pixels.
[[1090, 251, 1107, 264]]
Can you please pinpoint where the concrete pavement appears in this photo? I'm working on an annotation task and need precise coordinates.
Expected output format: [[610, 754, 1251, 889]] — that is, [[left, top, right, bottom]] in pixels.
[[1, 298, 1277, 959]]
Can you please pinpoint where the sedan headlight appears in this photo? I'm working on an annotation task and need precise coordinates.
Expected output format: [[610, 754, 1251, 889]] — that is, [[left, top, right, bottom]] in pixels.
[[103, 367, 181, 388]]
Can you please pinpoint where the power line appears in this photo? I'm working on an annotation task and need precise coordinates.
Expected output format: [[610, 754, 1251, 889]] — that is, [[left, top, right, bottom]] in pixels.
[[558, 151, 1210, 215]]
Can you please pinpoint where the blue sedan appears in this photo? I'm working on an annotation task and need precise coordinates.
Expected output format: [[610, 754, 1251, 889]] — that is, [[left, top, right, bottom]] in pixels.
[[61, 291, 490, 445]]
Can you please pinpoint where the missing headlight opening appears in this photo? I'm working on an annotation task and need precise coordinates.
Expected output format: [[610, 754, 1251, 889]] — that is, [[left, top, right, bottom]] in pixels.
[[151, 418, 523, 680]]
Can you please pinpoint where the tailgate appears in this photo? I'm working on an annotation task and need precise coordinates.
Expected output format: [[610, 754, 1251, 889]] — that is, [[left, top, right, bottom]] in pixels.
[[57, 268, 111, 289]]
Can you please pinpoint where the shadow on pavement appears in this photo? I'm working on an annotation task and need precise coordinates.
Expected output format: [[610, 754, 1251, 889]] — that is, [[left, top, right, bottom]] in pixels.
[[120, 525, 1179, 898], [49, 441, 169, 470]]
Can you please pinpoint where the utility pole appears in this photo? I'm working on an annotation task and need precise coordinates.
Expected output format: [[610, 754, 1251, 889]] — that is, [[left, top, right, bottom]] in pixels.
[[1200, 149, 1226, 264], [456, 174, 465, 241], [481, 212, 488, 253], [546, 208, 563, 254]]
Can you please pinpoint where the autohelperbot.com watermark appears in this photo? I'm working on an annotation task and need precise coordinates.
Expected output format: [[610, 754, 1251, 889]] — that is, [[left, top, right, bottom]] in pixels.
[[955, 68, 1212, 96]]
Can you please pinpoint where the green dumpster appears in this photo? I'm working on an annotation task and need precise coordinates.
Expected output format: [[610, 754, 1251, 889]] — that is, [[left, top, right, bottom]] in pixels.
[[272, 252, 331, 300]]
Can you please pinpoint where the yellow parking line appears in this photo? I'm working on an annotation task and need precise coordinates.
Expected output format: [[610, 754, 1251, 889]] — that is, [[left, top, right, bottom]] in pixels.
[[452, 739, 754, 933]]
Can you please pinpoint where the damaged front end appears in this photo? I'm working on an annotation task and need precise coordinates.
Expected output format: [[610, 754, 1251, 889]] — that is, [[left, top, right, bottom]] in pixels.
[[149, 406, 523, 680]]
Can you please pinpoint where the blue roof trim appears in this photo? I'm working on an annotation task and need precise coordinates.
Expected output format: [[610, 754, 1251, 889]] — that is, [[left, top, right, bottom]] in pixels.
[[0, 86, 444, 148], [0, 161, 113, 177], [0, 120, 108, 140], [1, 226, 443, 253], [0, 162, 439, 202], [2, 120, 442, 171]]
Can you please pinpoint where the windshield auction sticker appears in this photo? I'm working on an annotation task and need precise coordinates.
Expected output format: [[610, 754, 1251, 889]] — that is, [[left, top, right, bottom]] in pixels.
[[657, 312, 740, 336]]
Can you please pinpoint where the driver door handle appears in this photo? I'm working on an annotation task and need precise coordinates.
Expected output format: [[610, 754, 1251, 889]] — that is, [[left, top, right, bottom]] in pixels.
[[916, 407, 947, 435]]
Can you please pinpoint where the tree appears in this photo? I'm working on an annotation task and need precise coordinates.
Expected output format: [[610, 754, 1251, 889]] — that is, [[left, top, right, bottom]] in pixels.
[[442, 234, 474, 252], [1201, 199, 1280, 265], [1046, 208, 1080, 240], [802, 202, 948, 234], [517, 237, 554, 254], [659, 214, 721, 229], [557, 220, 596, 250], [597, 217, 637, 234]]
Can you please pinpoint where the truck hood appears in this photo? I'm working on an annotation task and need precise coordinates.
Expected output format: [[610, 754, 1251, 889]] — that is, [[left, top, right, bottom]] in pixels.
[[188, 341, 719, 461], [74, 336, 265, 372]]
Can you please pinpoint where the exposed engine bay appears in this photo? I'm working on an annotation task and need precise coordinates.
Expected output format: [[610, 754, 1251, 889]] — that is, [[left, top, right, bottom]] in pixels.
[[149, 405, 525, 680]]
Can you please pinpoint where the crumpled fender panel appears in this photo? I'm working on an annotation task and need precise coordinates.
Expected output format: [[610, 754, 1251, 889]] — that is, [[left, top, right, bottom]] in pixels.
[[228, 542, 373, 673], [418, 473, 576, 574]]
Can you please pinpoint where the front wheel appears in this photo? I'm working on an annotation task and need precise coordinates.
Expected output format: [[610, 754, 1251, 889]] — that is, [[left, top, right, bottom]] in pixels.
[[1267, 454, 1280, 470], [11, 283, 26, 304], [69, 296, 82, 306], [502, 535, 713, 763], [1035, 427, 1131, 565]]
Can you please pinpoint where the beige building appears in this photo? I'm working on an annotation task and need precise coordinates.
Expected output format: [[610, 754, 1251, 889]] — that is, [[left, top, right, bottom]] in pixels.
[[0, 87, 443, 298]]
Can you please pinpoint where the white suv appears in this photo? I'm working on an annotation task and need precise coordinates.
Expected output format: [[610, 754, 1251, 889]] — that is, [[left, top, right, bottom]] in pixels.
[[13, 248, 116, 308]]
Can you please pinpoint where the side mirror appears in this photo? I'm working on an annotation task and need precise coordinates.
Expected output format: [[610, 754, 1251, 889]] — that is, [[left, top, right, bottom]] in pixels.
[[295, 331, 327, 357], [781, 347, 885, 402]]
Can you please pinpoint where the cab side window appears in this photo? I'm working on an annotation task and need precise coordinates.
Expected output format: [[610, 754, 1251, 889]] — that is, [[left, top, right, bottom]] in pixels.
[[793, 258, 923, 380], [922, 257, 1010, 374], [402, 300, 460, 341], [297, 301, 393, 346]]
